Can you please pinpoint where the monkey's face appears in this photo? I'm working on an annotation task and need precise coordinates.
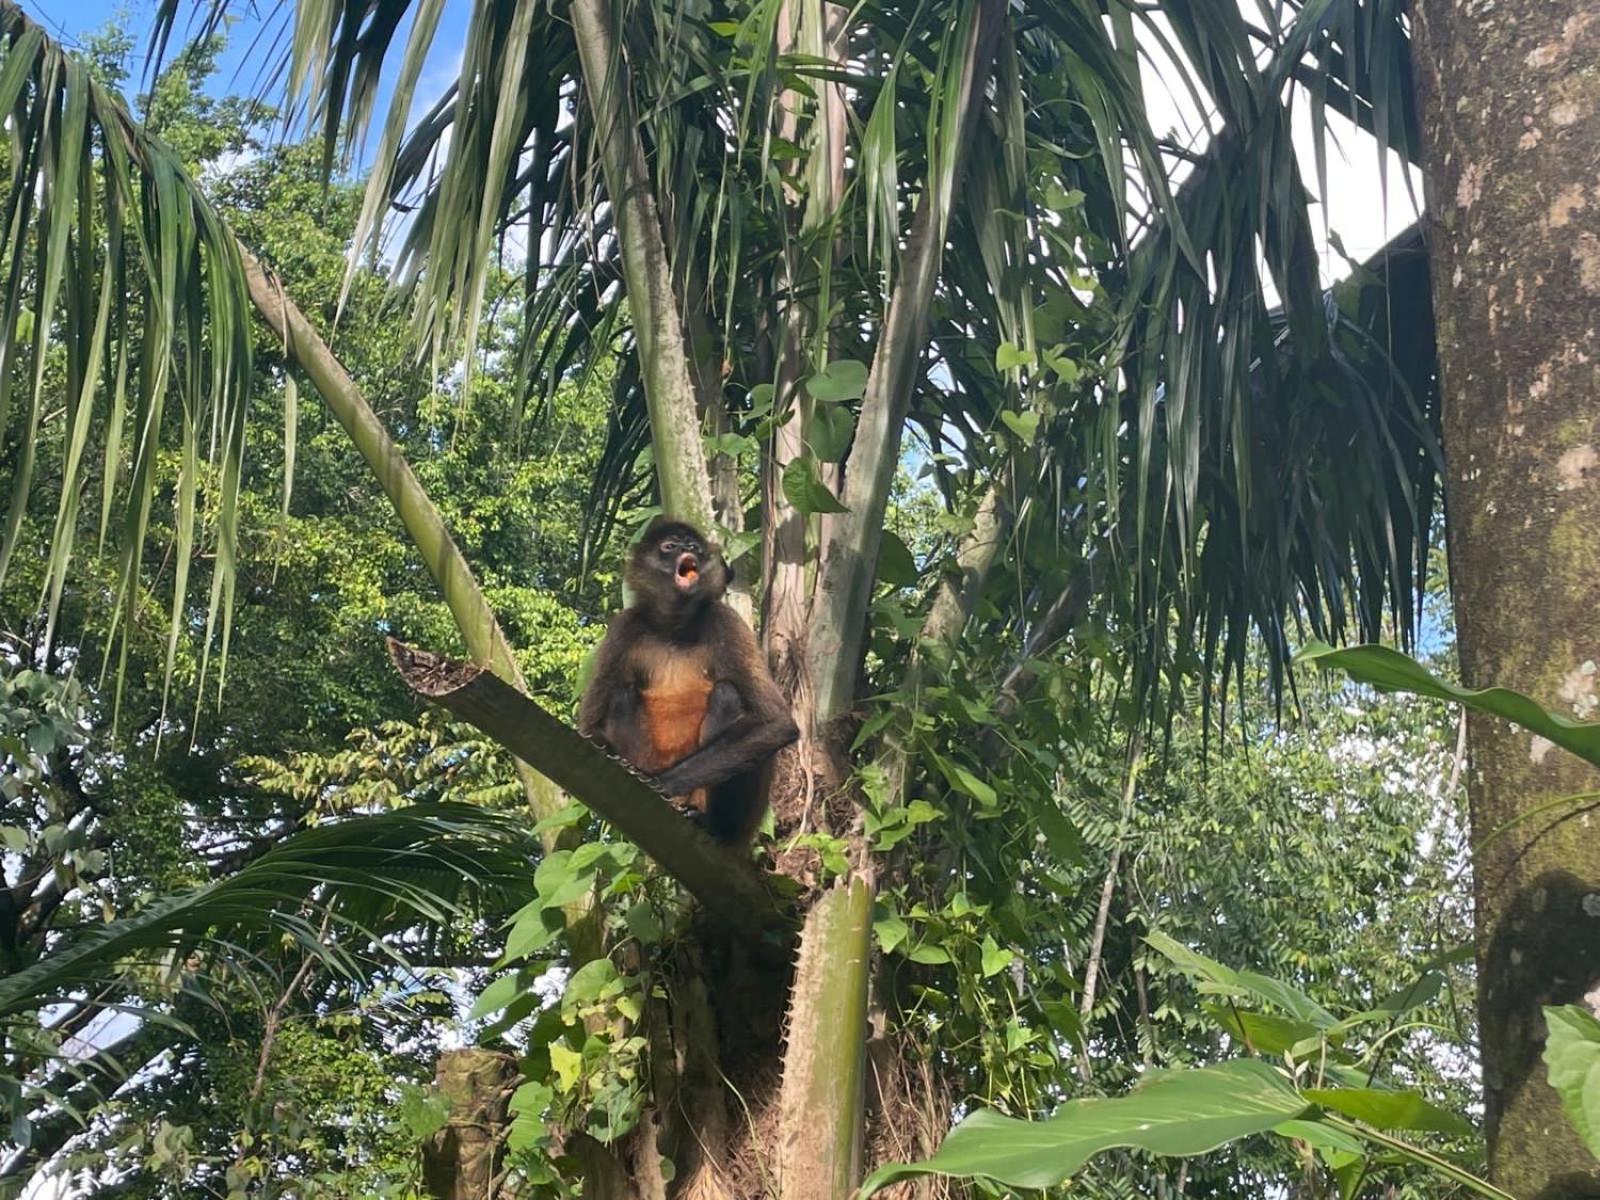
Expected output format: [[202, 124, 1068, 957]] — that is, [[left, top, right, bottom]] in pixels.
[[628, 518, 729, 616]]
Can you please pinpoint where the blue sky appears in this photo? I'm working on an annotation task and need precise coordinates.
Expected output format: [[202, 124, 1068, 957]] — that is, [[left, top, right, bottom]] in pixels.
[[20, 0, 470, 172]]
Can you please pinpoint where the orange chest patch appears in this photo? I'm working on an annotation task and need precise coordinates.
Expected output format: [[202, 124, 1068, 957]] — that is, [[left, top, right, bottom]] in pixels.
[[638, 656, 713, 771]]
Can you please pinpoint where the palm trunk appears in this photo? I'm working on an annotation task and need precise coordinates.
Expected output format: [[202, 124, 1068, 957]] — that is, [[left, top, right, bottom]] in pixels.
[[810, 0, 1007, 726], [569, 0, 715, 531], [1410, 5, 1600, 1194], [760, 0, 853, 858], [776, 878, 874, 1198]]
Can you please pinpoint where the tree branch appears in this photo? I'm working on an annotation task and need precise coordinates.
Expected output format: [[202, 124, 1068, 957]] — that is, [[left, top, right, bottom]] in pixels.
[[386, 640, 791, 940]]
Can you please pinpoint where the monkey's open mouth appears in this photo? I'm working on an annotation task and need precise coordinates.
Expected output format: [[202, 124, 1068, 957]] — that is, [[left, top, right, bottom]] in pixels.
[[675, 553, 699, 589]]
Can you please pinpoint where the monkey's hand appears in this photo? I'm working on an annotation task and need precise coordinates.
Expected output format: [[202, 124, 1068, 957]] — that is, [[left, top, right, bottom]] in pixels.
[[650, 762, 727, 798]]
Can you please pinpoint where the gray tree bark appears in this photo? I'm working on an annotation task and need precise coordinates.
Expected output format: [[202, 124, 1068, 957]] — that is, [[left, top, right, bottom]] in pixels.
[[421, 1048, 517, 1200], [1411, 6, 1600, 1196]]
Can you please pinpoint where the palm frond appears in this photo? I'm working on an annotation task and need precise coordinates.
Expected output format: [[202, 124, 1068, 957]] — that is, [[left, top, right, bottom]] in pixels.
[[0, 802, 537, 1019], [0, 4, 255, 711], [1101, 0, 1433, 706], [131, 0, 1437, 717]]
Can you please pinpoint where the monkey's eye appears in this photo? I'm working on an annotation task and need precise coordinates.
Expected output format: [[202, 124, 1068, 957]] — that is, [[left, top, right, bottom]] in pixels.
[[661, 540, 679, 553]]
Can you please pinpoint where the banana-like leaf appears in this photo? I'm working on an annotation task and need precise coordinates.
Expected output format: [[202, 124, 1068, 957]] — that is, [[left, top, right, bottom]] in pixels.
[[859, 1060, 1311, 1193], [860, 1059, 1502, 1198], [1297, 640, 1600, 768]]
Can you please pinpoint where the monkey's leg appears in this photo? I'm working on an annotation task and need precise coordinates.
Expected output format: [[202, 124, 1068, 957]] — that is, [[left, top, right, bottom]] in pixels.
[[703, 774, 764, 845]]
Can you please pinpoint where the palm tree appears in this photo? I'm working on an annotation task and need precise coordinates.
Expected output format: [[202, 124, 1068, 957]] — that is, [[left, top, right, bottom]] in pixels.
[[0, 0, 1443, 1193]]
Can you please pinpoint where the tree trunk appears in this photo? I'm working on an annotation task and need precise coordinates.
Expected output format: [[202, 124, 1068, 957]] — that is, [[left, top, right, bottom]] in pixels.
[[569, 0, 716, 532], [1410, 7, 1600, 1197], [421, 1048, 517, 1200]]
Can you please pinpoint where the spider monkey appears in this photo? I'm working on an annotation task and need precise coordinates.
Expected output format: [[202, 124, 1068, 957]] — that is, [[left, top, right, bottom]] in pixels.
[[578, 516, 799, 845]]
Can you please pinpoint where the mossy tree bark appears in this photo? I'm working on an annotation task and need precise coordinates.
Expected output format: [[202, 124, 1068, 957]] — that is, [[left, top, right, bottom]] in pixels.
[[421, 1049, 518, 1200], [1411, 6, 1600, 1196]]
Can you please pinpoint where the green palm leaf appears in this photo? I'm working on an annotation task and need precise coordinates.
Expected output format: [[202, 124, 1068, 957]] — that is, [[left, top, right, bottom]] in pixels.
[[0, 802, 537, 1019], [0, 5, 255, 712]]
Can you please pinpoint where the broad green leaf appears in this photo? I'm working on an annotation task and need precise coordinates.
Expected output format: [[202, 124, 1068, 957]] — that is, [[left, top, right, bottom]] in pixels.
[[705, 431, 758, 460], [1039, 1000, 1083, 1048], [946, 763, 998, 809], [876, 531, 919, 588], [999, 410, 1040, 441], [995, 343, 1034, 372], [721, 529, 762, 566], [782, 458, 849, 515], [1031, 802, 1083, 866], [1274, 1117, 1367, 1157], [469, 973, 522, 1020], [624, 903, 663, 945], [1372, 966, 1448, 1016], [1544, 1004, 1600, 1157], [396, 1085, 450, 1138], [860, 1060, 1310, 1193], [563, 958, 620, 1007], [1043, 349, 1081, 384], [1042, 181, 1085, 210], [804, 360, 868, 402], [874, 912, 910, 955], [1297, 641, 1600, 768], [507, 1081, 554, 1153], [1147, 932, 1337, 1027], [1203, 1005, 1331, 1057], [532, 802, 588, 834], [807, 402, 857, 461], [532, 849, 575, 897], [1303, 1087, 1475, 1136], [980, 935, 1014, 978], [500, 905, 562, 963], [747, 383, 775, 416], [548, 1042, 583, 1093]]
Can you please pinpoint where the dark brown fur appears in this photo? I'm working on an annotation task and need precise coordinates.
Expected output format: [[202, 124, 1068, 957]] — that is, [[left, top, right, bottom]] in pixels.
[[579, 517, 798, 844]]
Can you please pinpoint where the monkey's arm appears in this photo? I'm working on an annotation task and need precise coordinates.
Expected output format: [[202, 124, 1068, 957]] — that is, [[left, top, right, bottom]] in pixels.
[[650, 616, 798, 796], [577, 616, 628, 736], [578, 616, 653, 766]]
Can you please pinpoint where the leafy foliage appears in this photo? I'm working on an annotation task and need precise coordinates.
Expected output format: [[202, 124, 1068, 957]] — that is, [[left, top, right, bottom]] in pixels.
[[862, 1060, 1312, 1193], [0, 9, 255, 706], [1544, 1006, 1600, 1161]]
